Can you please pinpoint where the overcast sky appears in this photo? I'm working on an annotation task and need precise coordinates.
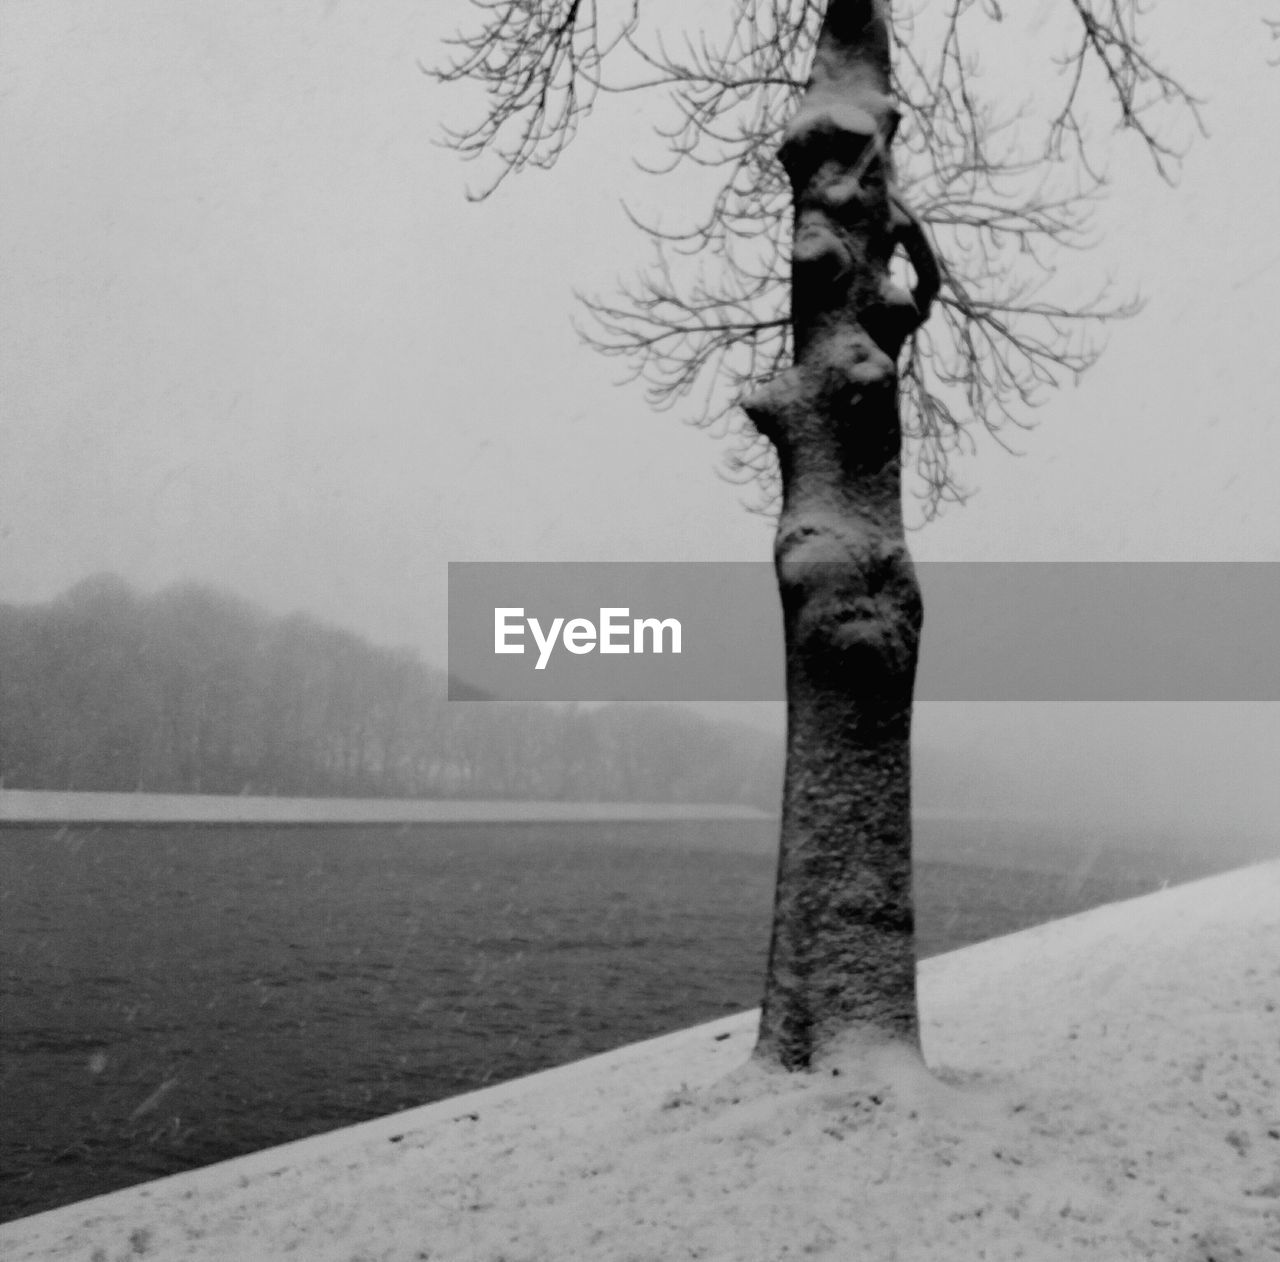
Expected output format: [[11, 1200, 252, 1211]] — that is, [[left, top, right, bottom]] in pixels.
[[3, 0, 1279, 835]]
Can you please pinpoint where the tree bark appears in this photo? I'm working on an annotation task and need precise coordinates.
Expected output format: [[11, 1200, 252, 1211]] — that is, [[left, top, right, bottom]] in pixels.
[[747, 0, 938, 1071]]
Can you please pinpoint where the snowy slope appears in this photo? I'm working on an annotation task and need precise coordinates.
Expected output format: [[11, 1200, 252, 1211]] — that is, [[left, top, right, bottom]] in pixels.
[[4, 861, 1278, 1260]]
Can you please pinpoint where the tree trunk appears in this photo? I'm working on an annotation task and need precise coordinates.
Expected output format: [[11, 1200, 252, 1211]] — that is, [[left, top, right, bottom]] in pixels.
[[746, 0, 939, 1071]]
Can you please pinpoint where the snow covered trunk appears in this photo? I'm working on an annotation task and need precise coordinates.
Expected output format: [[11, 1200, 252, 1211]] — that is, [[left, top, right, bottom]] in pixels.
[[746, 0, 939, 1070]]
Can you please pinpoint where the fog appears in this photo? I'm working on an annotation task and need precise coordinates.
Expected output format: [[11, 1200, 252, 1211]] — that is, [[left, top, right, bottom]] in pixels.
[[688, 699, 1280, 865], [2, 0, 1278, 868], [914, 704, 1280, 854]]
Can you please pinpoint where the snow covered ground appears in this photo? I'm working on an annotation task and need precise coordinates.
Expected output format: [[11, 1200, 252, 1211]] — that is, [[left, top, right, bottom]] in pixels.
[[0, 790, 769, 826], [4, 860, 1278, 1260]]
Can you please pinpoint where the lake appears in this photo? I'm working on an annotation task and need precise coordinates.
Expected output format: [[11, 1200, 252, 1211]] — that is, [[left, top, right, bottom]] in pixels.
[[0, 816, 1176, 1221]]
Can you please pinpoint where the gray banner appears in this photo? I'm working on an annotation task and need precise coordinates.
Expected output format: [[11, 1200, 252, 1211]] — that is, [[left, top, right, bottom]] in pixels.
[[447, 562, 1280, 702]]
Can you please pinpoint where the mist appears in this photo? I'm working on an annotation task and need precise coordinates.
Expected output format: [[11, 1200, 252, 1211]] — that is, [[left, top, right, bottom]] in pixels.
[[914, 703, 1280, 863], [3, 2, 1278, 869]]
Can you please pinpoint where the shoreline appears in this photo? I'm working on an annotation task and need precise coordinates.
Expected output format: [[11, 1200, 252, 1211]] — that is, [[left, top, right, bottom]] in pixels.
[[0, 789, 772, 828], [5, 860, 1278, 1259]]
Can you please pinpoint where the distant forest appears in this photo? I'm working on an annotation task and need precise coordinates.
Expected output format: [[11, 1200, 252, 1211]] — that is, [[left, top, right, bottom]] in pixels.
[[0, 576, 786, 807]]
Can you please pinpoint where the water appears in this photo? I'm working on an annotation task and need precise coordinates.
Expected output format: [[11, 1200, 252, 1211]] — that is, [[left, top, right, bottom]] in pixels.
[[0, 817, 1168, 1222]]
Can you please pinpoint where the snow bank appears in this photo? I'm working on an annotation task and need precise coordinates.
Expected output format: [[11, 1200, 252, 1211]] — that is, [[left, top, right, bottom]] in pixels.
[[0, 790, 770, 827], [4, 861, 1278, 1260]]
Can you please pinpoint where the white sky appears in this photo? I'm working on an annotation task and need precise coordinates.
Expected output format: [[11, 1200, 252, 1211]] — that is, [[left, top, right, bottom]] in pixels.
[[2, 0, 1279, 836]]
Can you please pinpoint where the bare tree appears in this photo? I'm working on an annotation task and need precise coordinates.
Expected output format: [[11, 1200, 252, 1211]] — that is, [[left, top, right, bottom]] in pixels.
[[435, 0, 1198, 517], [434, 0, 1195, 1071]]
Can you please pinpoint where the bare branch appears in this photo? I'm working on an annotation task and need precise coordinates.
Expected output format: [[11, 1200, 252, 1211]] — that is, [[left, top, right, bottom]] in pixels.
[[434, 0, 1197, 518], [1050, 0, 1206, 181], [431, 0, 641, 197]]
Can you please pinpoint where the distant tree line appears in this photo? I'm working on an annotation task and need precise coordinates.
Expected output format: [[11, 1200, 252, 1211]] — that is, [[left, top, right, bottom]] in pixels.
[[0, 575, 783, 807]]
